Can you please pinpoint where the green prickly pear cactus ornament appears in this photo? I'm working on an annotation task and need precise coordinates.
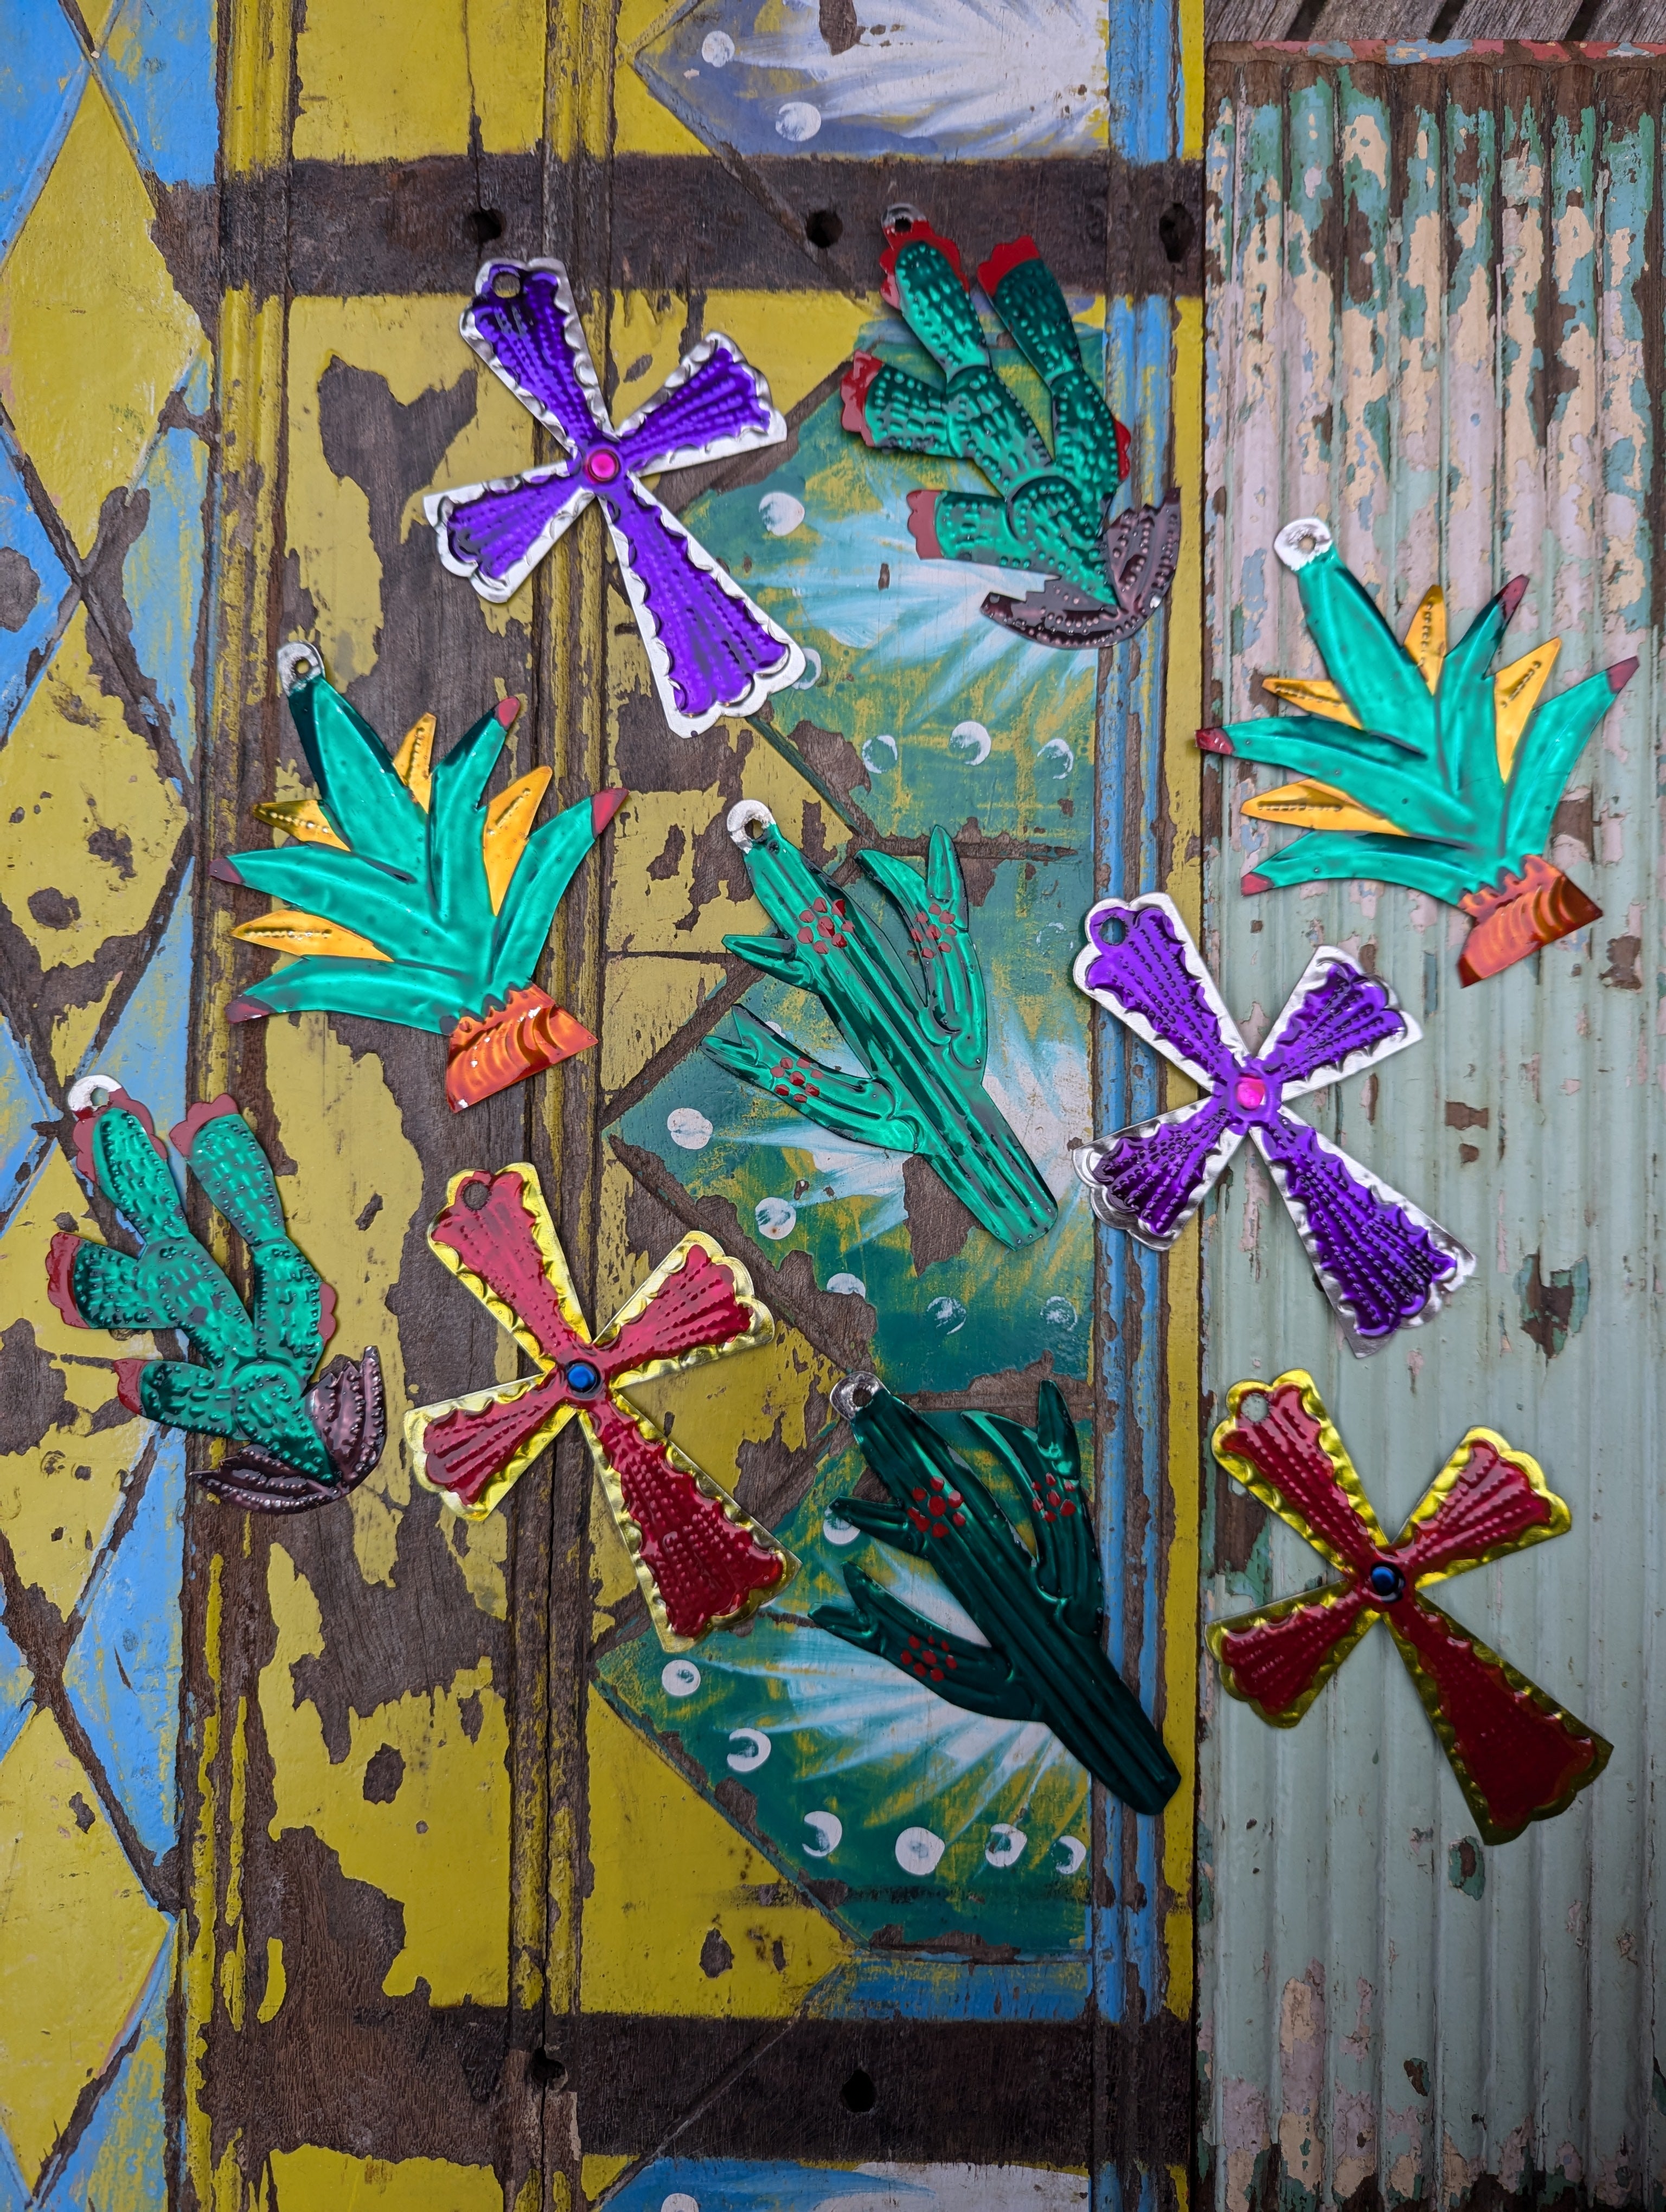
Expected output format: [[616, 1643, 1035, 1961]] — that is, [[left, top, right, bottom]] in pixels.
[[216, 645, 625, 1108], [47, 1078, 385, 1512], [1202, 518, 1637, 984], [704, 801, 1058, 1251], [815, 1374, 1180, 1815], [841, 207, 1180, 648]]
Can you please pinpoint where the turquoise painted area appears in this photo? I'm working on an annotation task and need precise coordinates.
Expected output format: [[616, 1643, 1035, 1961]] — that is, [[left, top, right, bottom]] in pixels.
[[599, 1431, 1092, 1959], [689, 359, 1098, 840], [86, 864, 194, 1140], [806, 1953, 1090, 2019], [0, 0, 83, 263], [123, 355, 209, 779], [638, 0, 1107, 162], [96, 0, 219, 185], [605, 2162, 931, 2211], [0, 1014, 53, 1230], [0, 433, 72, 736], [63, 1431, 185, 1862], [38, 1926, 172, 2211], [615, 856, 1094, 1397]]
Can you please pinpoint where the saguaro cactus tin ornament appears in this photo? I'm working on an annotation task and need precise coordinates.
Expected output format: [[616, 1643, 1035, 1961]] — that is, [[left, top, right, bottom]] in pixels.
[[841, 209, 1180, 647], [706, 801, 1058, 1250], [816, 1374, 1180, 1813], [1208, 1372, 1610, 1843], [426, 257, 805, 737], [406, 1165, 796, 1648], [1071, 893, 1472, 1352], [219, 647, 623, 1110], [1201, 518, 1635, 982], [47, 1079, 385, 1512]]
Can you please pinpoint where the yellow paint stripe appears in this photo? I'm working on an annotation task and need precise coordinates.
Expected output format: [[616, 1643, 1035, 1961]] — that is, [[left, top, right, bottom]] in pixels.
[[1160, 292, 1203, 2021]]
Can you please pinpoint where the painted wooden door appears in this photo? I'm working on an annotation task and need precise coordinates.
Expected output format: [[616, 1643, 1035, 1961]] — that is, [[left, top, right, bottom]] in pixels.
[[0, 3, 1207, 2209], [1201, 38, 1665, 2212]]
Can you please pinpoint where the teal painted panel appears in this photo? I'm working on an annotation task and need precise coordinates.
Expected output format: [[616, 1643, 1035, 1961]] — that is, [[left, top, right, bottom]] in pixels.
[[1201, 49, 1665, 2211]]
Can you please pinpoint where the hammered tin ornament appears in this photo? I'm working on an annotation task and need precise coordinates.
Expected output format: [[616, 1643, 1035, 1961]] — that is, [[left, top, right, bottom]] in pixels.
[[219, 647, 623, 1110], [1208, 1372, 1610, 1844], [405, 1165, 796, 1648], [426, 256, 805, 737], [1071, 892, 1471, 1352], [47, 1079, 385, 1512], [816, 1374, 1180, 1814], [1201, 517, 1635, 982], [841, 209, 1179, 647], [706, 800, 1058, 1250]]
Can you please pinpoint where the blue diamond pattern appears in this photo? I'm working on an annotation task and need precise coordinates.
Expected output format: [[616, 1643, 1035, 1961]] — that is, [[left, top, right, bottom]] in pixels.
[[120, 349, 209, 768], [0, 1015, 52, 1231], [84, 865, 194, 1145], [63, 1432, 185, 1864], [0, 0, 85, 265], [37, 1927, 172, 2211], [95, 0, 217, 187], [0, 1611, 30, 1777], [0, 432, 73, 740]]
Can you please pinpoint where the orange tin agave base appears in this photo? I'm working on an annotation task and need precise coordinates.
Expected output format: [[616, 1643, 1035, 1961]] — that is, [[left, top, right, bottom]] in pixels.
[[1457, 854, 1603, 986], [445, 986, 597, 1110]]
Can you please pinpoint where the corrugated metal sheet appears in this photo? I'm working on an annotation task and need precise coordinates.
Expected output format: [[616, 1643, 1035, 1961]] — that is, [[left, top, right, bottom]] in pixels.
[[1201, 46, 1664, 2209]]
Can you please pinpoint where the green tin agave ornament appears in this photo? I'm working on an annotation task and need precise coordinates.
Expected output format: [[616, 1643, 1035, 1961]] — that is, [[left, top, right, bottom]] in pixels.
[[816, 1374, 1180, 1814], [1201, 519, 1635, 983], [704, 800, 1058, 1250], [216, 646, 625, 1107]]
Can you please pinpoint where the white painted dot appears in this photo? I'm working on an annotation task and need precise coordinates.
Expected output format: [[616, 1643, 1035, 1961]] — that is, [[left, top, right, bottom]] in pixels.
[[755, 1195, 798, 1240], [661, 1660, 701, 1697], [776, 100, 822, 142], [663, 2196, 702, 2212], [759, 491, 805, 536], [895, 1825, 946, 1875], [928, 1295, 966, 1335], [950, 719, 992, 764], [826, 1272, 866, 1297], [1041, 1297, 1078, 1330], [667, 1106, 713, 1151], [861, 732, 898, 773], [700, 29, 734, 63], [985, 1822, 1028, 1867], [823, 1512, 860, 1546], [791, 646, 823, 688]]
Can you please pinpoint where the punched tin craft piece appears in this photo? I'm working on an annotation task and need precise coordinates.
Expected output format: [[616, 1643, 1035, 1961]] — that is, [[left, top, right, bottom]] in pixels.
[[219, 648, 623, 1110], [47, 1079, 385, 1512], [706, 801, 1058, 1250], [1202, 517, 1636, 983], [842, 210, 1180, 647], [1208, 1372, 1610, 1844], [1072, 892, 1472, 1353], [817, 1374, 1180, 1814], [405, 1165, 797, 1648], [426, 257, 805, 737]]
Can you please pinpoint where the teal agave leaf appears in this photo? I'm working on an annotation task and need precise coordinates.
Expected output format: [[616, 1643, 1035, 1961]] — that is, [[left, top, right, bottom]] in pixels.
[[1201, 519, 1635, 982], [217, 648, 625, 1104]]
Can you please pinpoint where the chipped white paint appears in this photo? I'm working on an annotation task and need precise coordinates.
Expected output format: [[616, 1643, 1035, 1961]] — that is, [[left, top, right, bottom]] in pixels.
[[1204, 57, 1664, 2210]]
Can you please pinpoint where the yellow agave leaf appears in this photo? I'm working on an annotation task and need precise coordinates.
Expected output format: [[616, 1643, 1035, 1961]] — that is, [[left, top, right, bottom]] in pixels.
[[231, 909, 390, 961], [482, 768, 553, 913], [1260, 677, 1363, 728], [1493, 639, 1561, 777], [390, 712, 437, 810], [1402, 584, 1446, 692], [1242, 779, 1407, 835], [252, 797, 346, 850]]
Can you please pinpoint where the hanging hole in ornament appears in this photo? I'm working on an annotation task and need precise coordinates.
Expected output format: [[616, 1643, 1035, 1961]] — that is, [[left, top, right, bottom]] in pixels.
[[726, 798, 777, 848], [492, 267, 522, 300], [466, 208, 505, 247], [1239, 1390, 1268, 1424], [1158, 201, 1195, 265], [832, 1372, 883, 1421], [1100, 913, 1129, 947], [462, 1178, 492, 1212], [839, 2067, 877, 2114], [805, 208, 843, 249], [883, 202, 927, 236]]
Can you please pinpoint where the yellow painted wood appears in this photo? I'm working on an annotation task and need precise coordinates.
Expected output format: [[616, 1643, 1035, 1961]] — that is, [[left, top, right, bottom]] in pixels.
[[0, 1709, 170, 2187], [0, 82, 203, 552], [293, 0, 546, 160], [261, 1545, 511, 2007], [0, 1412, 144, 1619], [581, 1691, 851, 2017], [267, 2148, 502, 2209], [613, 0, 707, 156]]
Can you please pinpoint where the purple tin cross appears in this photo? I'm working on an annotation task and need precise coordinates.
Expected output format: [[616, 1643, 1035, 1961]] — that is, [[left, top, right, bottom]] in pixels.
[[1070, 893, 1473, 1354], [425, 258, 805, 739]]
